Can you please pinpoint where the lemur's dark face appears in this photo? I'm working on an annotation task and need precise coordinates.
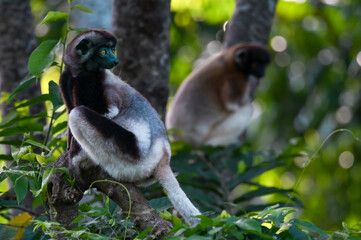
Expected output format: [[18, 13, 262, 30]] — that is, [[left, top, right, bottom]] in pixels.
[[94, 47, 119, 69], [234, 45, 271, 78], [75, 38, 119, 71]]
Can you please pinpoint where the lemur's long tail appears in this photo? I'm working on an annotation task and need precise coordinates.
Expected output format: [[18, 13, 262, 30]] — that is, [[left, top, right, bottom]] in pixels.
[[155, 163, 201, 226]]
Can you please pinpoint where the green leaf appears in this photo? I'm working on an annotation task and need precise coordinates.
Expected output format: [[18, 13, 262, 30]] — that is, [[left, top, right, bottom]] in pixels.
[[11, 146, 22, 163], [35, 155, 47, 165], [149, 197, 172, 211], [208, 227, 223, 235], [41, 11, 69, 25], [257, 205, 295, 228], [21, 152, 36, 161], [24, 139, 51, 152], [172, 215, 183, 227], [33, 168, 56, 197], [6, 76, 36, 103], [230, 161, 283, 188], [349, 236, 361, 240], [3, 169, 36, 178], [68, 27, 89, 34], [0, 123, 43, 136], [135, 226, 153, 239], [7, 174, 28, 204], [198, 215, 214, 228], [73, 4, 94, 13], [0, 199, 18, 206], [238, 161, 247, 174], [48, 81, 63, 111], [1, 225, 18, 240], [235, 218, 262, 233], [234, 187, 291, 203], [79, 204, 91, 212], [291, 219, 327, 236], [13, 94, 50, 109], [0, 112, 47, 129], [54, 167, 72, 180], [15, 176, 28, 204], [229, 228, 245, 239], [71, 215, 84, 224], [0, 111, 18, 127], [52, 121, 68, 135], [53, 108, 66, 120], [188, 236, 212, 240], [159, 210, 172, 220], [28, 40, 59, 77], [289, 225, 309, 240]]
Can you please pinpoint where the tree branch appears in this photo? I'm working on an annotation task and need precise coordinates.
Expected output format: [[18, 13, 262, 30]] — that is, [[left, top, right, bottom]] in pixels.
[[48, 152, 172, 239], [224, 0, 278, 48], [112, 0, 171, 119]]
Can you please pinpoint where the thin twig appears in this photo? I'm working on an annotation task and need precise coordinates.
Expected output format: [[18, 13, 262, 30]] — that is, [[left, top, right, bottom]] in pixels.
[[0, 205, 40, 217], [0, 223, 26, 228]]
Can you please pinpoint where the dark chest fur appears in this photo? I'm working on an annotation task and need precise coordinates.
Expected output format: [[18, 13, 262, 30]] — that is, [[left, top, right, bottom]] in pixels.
[[71, 71, 108, 114]]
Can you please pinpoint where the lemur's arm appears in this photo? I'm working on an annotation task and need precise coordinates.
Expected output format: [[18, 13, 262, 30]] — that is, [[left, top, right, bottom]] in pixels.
[[59, 69, 74, 111]]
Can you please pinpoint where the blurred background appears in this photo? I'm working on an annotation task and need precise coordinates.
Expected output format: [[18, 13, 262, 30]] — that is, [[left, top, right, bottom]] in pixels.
[[14, 0, 361, 230]]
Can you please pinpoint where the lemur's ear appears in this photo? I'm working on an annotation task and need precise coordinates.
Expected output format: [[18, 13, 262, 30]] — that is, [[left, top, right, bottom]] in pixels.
[[76, 39, 91, 55]]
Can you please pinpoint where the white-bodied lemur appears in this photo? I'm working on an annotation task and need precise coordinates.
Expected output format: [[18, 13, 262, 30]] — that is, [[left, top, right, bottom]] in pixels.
[[166, 43, 271, 147], [60, 29, 201, 225]]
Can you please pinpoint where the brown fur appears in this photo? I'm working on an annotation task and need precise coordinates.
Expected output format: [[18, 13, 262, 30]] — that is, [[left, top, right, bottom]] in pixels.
[[166, 43, 270, 147]]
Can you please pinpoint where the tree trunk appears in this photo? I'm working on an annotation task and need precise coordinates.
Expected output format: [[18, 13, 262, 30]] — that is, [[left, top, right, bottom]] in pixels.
[[0, 0, 41, 115], [224, 0, 278, 48], [112, 0, 171, 119]]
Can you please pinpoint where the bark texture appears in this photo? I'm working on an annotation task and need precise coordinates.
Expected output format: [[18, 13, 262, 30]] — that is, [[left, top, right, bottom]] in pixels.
[[48, 152, 172, 239], [0, 0, 41, 115], [48, 153, 83, 231], [224, 0, 278, 48], [80, 167, 173, 237], [112, 0, 171, 119]]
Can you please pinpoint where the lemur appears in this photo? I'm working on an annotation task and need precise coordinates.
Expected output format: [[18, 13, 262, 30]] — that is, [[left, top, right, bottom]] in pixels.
[[166, 43, 271, 147], [60, 29, 201, 225]]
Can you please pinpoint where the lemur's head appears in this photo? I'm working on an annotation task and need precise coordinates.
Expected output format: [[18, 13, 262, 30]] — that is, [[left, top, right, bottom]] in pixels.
[[233, 43, 271, 78], [64, 29, 118, 76]]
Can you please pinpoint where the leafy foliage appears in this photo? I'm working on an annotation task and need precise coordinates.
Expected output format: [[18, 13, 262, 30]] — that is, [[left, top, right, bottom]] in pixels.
[[166, 143, 301, 215]]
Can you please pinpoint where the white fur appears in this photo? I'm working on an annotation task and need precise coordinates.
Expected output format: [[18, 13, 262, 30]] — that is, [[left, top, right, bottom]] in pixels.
[[156, 165, 201, 226], [104, 105, 119, 119], [69, 108, 167, 183], [225, 102, 241, 112], [203, 103, 253, 146], [71, 149, 89, 167], [119, 119, 151, 155], [104, 69, 121, 85]]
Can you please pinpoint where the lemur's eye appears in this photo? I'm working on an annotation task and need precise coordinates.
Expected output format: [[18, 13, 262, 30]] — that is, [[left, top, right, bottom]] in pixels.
[[101, 49, 107, 55]]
